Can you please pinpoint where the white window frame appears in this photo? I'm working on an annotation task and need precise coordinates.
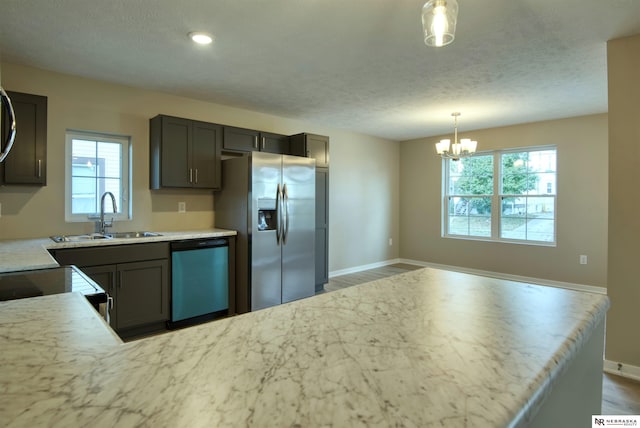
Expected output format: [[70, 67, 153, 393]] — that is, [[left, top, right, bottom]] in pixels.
[[65, 130, 132, 223], [442, 145, 557, 246]]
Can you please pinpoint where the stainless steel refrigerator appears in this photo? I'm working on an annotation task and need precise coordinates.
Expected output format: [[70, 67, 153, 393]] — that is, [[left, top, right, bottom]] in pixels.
[[215, 151, 315, 313]]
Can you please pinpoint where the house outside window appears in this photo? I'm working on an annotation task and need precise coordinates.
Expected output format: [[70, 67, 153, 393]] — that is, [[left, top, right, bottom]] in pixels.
[[443, 146, 557, 245], [65, 130, 131, 223]]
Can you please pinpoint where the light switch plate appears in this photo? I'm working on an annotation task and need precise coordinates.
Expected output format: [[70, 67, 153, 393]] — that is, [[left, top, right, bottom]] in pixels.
[[178, 202, 186, 213]]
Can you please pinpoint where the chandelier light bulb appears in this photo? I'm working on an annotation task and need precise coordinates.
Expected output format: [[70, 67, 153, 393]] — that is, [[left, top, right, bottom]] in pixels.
[[189, 32, 214, 45], [432, 5, 448, 47], [422, 0, 458, 47]]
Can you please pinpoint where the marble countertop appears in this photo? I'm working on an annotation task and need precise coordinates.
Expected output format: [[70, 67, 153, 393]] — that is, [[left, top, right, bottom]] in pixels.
[[0, 267, 609, 427], [0, 228, 237, 273]]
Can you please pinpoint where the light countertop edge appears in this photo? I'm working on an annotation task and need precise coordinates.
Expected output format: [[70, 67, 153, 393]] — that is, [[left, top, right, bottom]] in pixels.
[[0, 228, 237, 273]]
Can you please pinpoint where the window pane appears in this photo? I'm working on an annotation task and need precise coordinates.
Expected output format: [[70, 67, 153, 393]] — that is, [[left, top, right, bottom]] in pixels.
[[500, 196, 555, 242], [71, 177, 97, 213], [501, 152, 530, 194], [527, 172, 556, 195], [501, 217, 527, 240], [448, 155, 493, 196], [527, 150, 556, 173], [501, 196, 526, 217], [527, 196, 555, 219], [98, 142, 122, 179], [447, 197, 491, 237], [70, 137, 123, 215], [526, 219, 555, 242]]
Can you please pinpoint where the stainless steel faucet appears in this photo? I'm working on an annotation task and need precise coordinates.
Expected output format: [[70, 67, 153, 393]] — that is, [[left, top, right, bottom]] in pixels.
[[99, 191, 117, 235]]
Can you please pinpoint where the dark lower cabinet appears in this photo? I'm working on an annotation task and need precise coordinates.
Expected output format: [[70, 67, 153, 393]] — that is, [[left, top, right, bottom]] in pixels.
[[82, 260, 169, 333], [50, 242, 170, 338], [1, 91, 47, 185], [80, 265, 118, 325]]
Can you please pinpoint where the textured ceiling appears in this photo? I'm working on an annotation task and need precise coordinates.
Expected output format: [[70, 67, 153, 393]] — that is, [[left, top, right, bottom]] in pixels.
[[1, 0, 640, 141]]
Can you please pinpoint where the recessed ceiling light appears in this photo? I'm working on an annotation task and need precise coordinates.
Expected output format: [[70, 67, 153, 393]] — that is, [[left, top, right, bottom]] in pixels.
[[188, 32, 214, 45]]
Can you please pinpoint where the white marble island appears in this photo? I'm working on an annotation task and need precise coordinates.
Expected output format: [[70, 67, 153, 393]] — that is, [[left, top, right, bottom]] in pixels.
[[0, 267, 608, 427]]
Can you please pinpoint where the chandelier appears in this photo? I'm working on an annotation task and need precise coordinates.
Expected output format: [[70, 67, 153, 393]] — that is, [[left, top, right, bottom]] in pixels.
[[422, 0, 458, 47], [435, 112, 477, 161]]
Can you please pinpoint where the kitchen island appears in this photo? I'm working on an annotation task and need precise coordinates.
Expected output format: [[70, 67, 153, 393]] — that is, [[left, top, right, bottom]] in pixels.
[[0, 267, 608, 427]]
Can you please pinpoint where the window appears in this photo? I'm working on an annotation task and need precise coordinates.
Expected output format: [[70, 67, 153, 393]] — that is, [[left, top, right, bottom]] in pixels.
[[443, 147, 556, 245], [65, 130, 131, 223]]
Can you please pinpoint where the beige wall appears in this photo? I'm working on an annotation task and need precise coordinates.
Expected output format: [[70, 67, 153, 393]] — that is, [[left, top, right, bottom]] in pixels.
[[399, 114, 608, 287], [606, 34, 640, 368], [329, 133, 400, 272], [0, 62, 399, 272]]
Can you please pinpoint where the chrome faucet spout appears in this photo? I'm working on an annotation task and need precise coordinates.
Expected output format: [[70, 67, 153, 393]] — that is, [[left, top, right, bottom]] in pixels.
[[99, 192, 117, 234]]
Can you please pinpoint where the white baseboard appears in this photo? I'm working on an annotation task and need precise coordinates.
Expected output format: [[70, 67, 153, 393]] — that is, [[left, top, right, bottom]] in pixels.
[[330, 258, 606, 295], [398, 258, 608, 295], [603, 360, 640, 382], [329, 258, 402, 278]]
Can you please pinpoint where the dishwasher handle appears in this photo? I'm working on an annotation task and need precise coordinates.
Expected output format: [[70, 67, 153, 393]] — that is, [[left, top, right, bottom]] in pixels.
[[170, 238, 228, 251]]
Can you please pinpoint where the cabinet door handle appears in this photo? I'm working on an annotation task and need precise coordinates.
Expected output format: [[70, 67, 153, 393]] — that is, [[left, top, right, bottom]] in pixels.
[[195, 168, 198, 184], [189, 168, 193, 183], [253, 136, 258, 150], [37, 159, 42, 178], [261, 137, 265, 150]]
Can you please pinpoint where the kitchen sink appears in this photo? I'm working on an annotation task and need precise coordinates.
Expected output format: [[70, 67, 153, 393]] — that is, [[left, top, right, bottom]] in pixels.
[[106, 231, 162, 239], [50, 234, 112, 243], [50, 231, 161, 243]]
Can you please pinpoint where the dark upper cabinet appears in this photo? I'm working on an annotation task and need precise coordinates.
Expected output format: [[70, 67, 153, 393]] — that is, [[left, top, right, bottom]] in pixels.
[[149, 115, 222, 190], [290, 133, 329, 167], [0, 91, 48, 185], [223, 126, 259, 152], [260, 132, 290, 154], [223, 126, 291, 155]]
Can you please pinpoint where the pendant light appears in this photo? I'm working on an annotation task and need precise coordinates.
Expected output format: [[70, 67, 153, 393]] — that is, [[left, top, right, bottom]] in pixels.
[[435, 112, 477, 161], [422, 0, 458, 47]]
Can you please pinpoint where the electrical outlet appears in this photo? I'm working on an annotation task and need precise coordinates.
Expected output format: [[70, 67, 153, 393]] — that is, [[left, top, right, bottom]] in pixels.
[[579, 255, 588, 265], [178, 202, 186, 213], [388, 238, 393, 246]]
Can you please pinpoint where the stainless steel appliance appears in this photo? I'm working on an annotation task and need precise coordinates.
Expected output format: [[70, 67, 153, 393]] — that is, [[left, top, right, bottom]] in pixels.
[[215, 152, 315, 313], [0, 266, 111, 322], [0, 86, 17, 163], [169, 238, 230, 327]]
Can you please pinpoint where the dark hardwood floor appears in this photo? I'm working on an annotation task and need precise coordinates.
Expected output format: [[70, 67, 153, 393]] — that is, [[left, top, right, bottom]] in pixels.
[[326, 263, 640, 416]]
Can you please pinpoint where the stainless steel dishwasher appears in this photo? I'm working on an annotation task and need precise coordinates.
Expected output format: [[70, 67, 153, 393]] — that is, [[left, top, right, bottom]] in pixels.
[[169, 238, 229, 327]]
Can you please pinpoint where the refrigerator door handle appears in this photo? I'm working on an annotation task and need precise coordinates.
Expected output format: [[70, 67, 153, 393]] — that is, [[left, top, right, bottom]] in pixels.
[[275, 183, 282, 245], [282, 183, 290, 245]]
